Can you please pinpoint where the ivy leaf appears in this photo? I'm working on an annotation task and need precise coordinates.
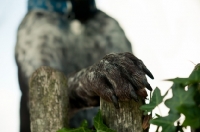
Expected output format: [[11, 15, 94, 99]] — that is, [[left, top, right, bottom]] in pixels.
[[193, 87, 200, 105], [140, 87, 166, 114], [166, 78, 191, 86], [175, 121, 184, 132], [57, 120, 92, 132], [155, 113, 161, 118], [57, 128, 68, 132], [150, 112, 180, 132], [57, 111, 115, 132], [178, 105, 200, 128], [192, 63, 200, 71], [94, 111, 115, 132], [166, 70, 200, 86], [189, 70, 200, 81], [189, 64, 200, 106], [165, 83, 195, 113]]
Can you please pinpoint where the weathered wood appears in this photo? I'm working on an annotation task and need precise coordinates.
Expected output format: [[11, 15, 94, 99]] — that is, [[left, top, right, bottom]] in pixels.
[[29, 66, 69, 132], [100, 98, 143, 132]]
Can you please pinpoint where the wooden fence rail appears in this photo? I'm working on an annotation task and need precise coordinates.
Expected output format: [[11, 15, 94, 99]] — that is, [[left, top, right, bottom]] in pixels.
[[29, 66, 143, 132]]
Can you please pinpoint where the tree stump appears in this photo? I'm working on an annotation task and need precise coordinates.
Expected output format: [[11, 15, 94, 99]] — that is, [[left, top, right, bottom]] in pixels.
[[100, 98, 143, 132], [29, 66, 69, 132]]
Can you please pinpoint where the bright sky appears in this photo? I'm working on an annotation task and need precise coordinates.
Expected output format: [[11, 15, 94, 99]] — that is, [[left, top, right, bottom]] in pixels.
[[1, 0, 200, 131]]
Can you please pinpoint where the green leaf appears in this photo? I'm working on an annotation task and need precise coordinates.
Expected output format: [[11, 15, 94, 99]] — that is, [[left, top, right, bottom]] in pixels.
[[166, 78, 191, 86], [151, 87, 165, 105], [57, 111, 115, 132], [189, 64, 200, 106], [192, 63, 200, 71], [165, 83, 195, 113], [166, 70, 200, 86], [178, 105, 200, 128], [149, 64, 200, 131], [57, 128, 68, 132], [155, 113, 161, 118], [94, 111, 115, 132], [57, 120, 92, 132], [150, 112, 180, 132], [189, 70, 200, 81], [140, 87, 166, 114], [193, 87, 200, 105]]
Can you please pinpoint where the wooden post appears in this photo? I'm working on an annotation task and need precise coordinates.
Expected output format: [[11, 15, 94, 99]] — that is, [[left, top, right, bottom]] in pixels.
[[29, 66, 69, 132], [100, 98, 143, 132]]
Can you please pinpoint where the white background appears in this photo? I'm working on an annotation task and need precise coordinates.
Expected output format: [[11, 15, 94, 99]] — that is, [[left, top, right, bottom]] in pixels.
[[1, 0, 200, 131]]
